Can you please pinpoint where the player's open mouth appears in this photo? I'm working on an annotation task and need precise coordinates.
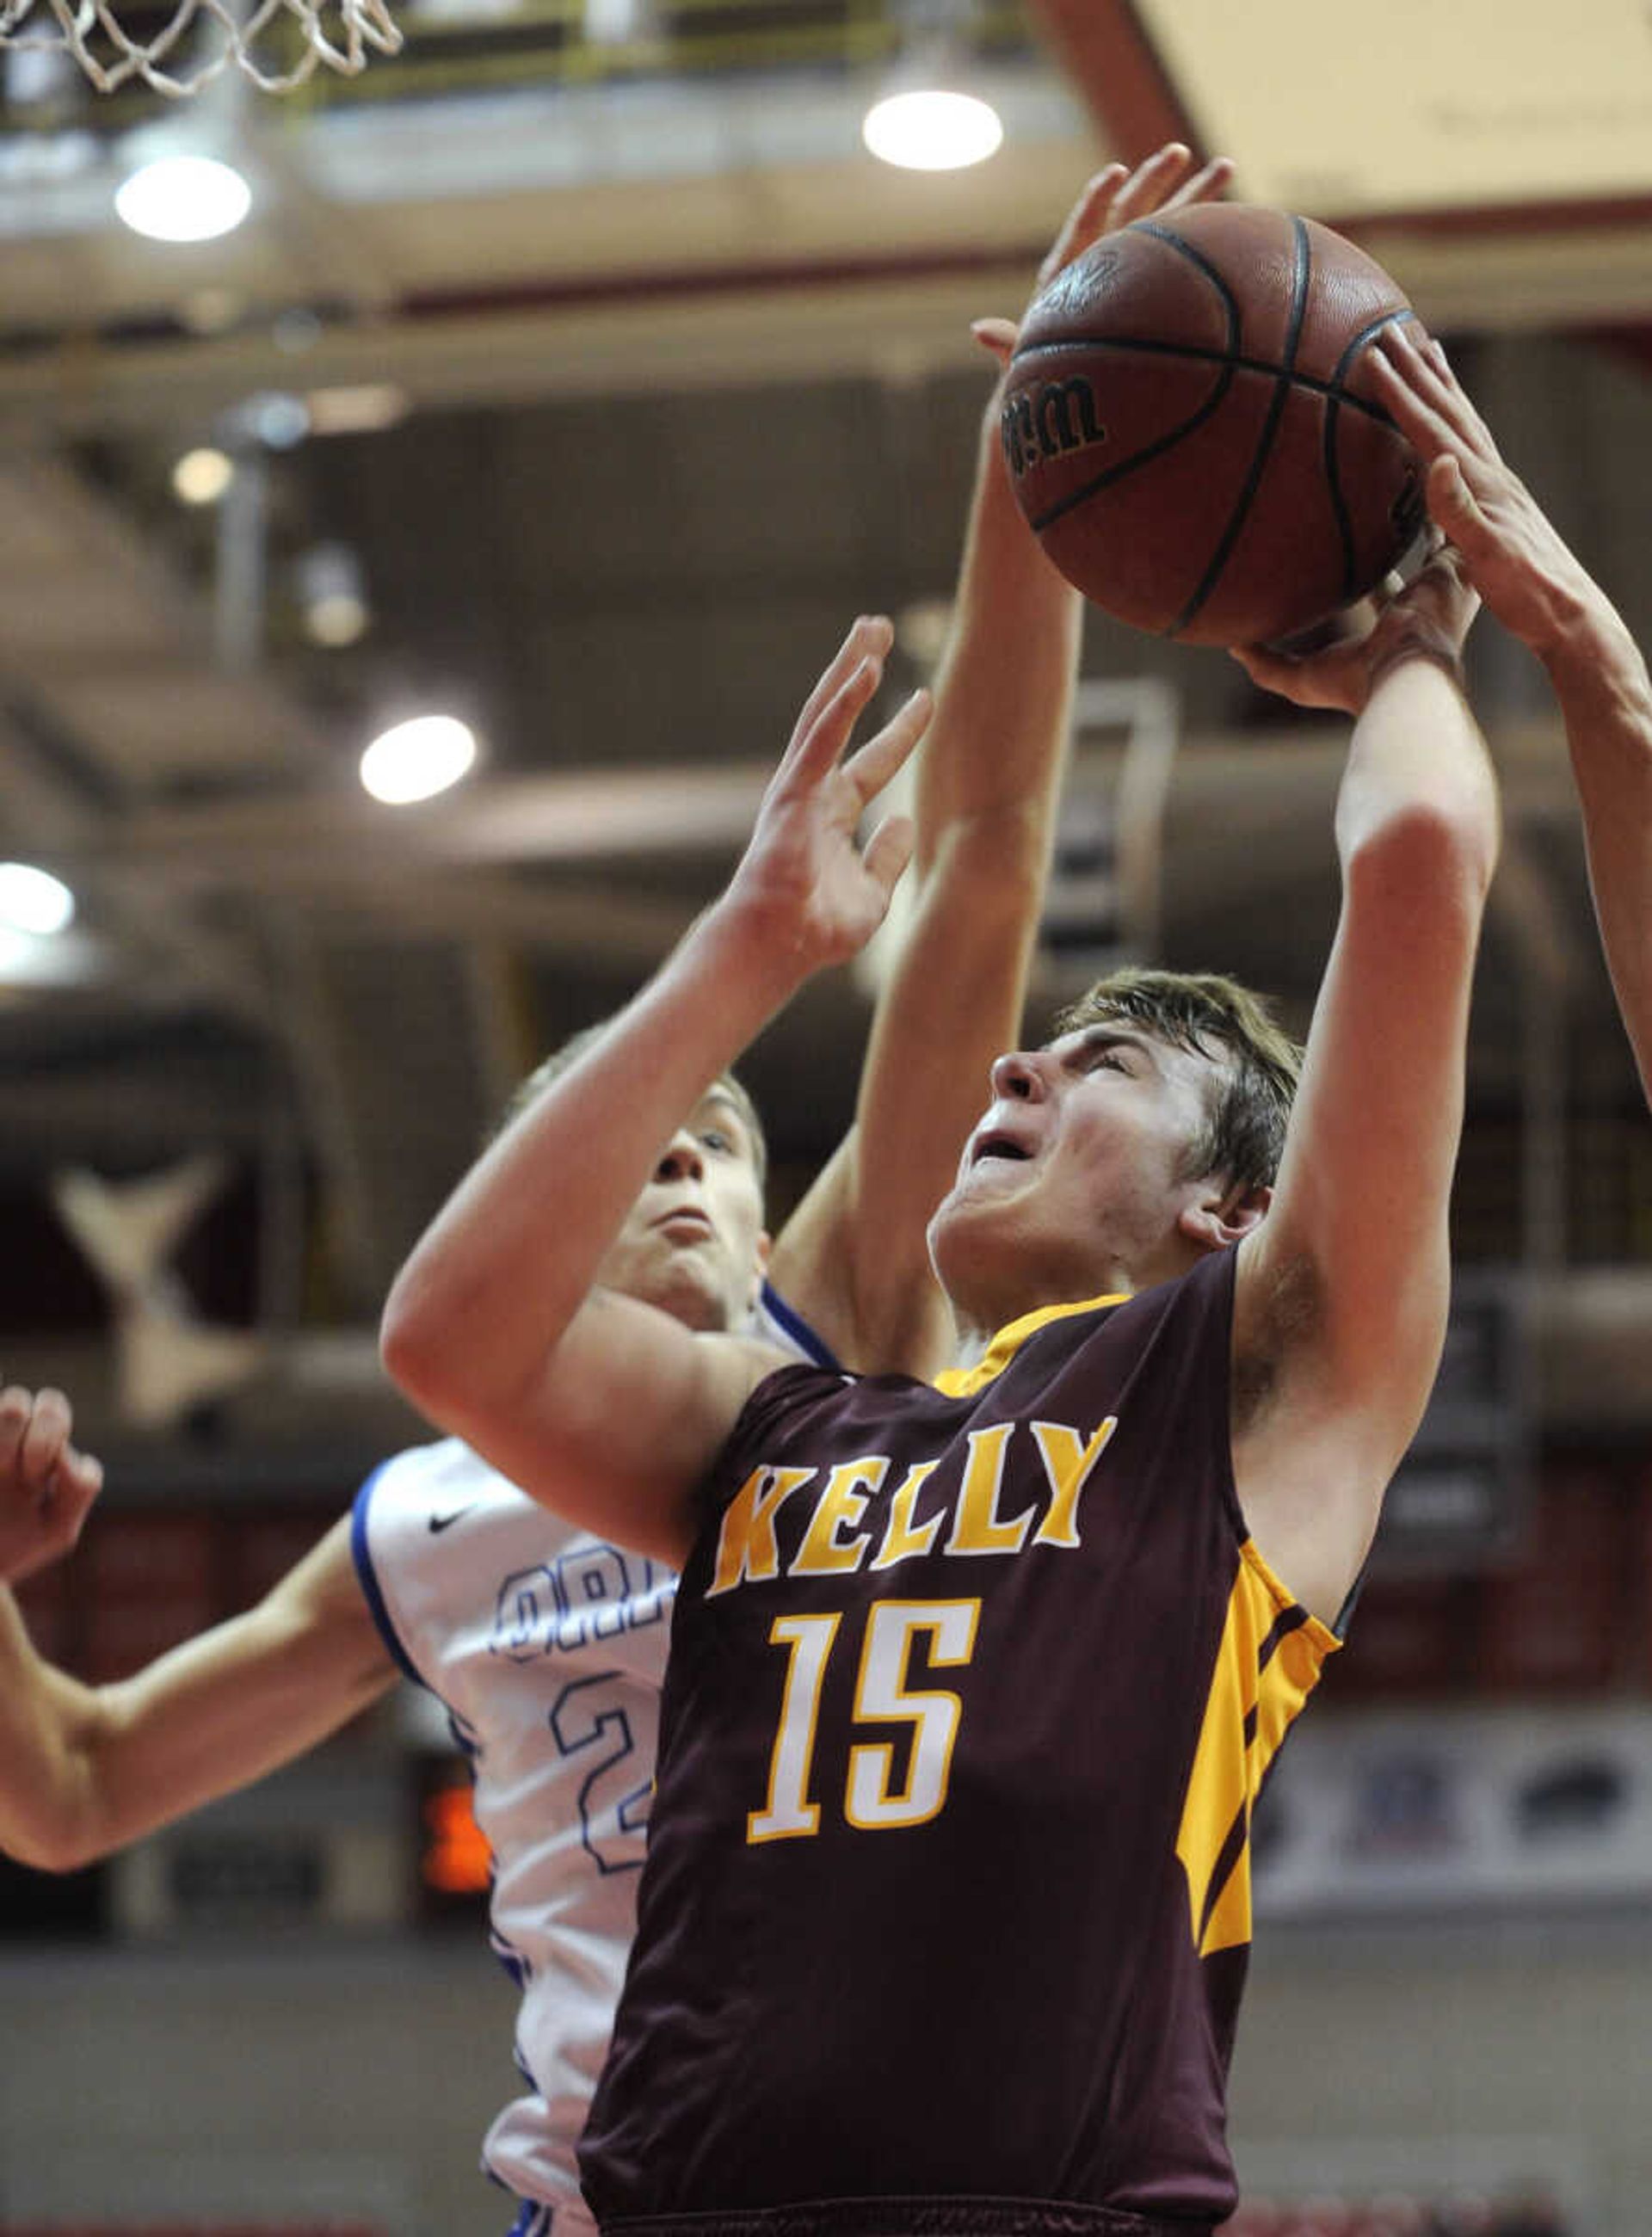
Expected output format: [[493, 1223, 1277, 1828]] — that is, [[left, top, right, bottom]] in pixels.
[[970, 1132, 1033, 1168]]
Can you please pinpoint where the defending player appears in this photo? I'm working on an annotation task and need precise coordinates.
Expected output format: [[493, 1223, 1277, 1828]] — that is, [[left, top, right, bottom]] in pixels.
[[381, 519, 1500, 2225], [1363, 327, 1649, 1102], [0, 143, 1231, 2237]]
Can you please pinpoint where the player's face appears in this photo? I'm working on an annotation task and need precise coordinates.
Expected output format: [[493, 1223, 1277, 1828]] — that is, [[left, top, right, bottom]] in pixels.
[[594, 1088, 769, 1334], [928, 1023, 1230, 1333]]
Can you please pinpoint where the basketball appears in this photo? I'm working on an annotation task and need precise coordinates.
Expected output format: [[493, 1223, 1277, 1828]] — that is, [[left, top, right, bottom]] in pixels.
[[1001, 203, 1427, 647]]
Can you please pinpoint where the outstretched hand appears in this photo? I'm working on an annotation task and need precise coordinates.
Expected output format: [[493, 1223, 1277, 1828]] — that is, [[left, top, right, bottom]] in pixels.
[[1368, 326, 1606, 662], [971, 142, 1236, 367], [722, 614, 929, 976], [1231, 547, 1481, 717], [0, 1383, 103, 1587]]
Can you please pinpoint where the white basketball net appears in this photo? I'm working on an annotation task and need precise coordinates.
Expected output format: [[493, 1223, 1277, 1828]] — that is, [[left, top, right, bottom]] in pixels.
[[0, 0, 401, 95]]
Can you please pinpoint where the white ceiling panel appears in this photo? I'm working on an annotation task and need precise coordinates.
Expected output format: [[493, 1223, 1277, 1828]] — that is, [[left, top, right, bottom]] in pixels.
[[1135, 0, 1652, 217]]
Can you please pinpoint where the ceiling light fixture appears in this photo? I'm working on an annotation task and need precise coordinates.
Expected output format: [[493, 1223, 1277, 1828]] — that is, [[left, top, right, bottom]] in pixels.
[[862, 83, 1002, 171], [0, 861, 75, 936], [361, 715, 478, 804], [114, 154, 252, 244]]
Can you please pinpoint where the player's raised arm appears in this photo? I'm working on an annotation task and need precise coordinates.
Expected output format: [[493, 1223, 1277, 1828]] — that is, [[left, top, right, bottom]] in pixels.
[[1371, 326, 1652, 1104], [381, 620, 930, 1567], [768, 147, 1235, 1380], [0, 1510, 393, 1873], [1225, 555, 1501, 1625]]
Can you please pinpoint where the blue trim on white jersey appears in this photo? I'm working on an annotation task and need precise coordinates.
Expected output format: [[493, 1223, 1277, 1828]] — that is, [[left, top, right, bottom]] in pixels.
[[350, 1465, 428, 1689], [759, 1279, 840, 1370]]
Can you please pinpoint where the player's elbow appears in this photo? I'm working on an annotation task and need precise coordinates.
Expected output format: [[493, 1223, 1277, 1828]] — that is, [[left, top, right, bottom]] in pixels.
[[11, 1819, 101, 1875], [379, 1257, 460, 1421], [3, 1776, 110, 1874], [380, 1251, 537, 1439], [1341, 791, 1499, 929]]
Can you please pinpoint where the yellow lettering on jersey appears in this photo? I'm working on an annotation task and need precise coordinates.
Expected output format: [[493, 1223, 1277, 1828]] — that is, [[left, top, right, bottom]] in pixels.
[[707, 1465, 817, 1598], [1029, 1415, 1119, 1548], [943, 1423, 1037, 1557], [868, 1460, 945, 1573], [788, 1456, 886, 1577]]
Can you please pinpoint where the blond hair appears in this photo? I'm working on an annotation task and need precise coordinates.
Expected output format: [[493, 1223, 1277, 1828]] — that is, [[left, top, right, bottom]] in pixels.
[[492, 1025, 767, 1188]]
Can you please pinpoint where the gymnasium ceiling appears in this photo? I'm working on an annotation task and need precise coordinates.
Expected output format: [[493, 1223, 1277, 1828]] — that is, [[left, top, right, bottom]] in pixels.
[[1, 0, 1649, 1452]]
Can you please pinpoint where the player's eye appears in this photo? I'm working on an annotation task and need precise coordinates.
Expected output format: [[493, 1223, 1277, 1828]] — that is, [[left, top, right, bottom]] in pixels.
[[700, 1128, 735, 1155]]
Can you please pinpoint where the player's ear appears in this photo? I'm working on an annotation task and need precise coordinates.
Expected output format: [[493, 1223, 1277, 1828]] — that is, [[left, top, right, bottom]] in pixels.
[[749, 1229, 773, 1306], [1177, 1178, 1270, 1255]]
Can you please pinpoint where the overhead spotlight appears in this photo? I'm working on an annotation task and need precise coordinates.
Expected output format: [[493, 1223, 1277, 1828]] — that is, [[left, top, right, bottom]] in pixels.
[[294, 543, 371, 649], [172, 447, 235, 506], [361, 715, 478, 804], [862, 83, 1002, 170], [862, 0, 1002, 172], [115, 154, 252, 243], [0, 861, 75, 936]]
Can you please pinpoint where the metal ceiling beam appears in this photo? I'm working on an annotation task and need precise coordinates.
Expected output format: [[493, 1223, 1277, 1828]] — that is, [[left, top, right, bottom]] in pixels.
[[1020, 0, 1202, 163], [56, 764, 775, 886]]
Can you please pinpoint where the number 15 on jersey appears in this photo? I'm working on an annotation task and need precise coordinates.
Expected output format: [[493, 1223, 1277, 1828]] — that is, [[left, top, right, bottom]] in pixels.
[[749, 1598, 982, 1843]]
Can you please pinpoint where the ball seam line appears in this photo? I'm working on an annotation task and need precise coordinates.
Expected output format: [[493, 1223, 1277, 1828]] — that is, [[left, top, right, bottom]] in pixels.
[[1164, 211, 1314, 638]]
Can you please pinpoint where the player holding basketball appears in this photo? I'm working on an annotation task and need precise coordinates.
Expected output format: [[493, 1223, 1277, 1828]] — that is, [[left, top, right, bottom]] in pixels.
[[0, 143, 1230, 2237], [1371, 328, 1650, 1103], [382, 472, 1500, 2229]]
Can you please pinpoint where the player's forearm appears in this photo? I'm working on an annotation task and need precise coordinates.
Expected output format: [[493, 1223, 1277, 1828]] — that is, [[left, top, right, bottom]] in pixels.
[[1335, 649, 1501, 895], [786, 406, 1081, 1379], [0, 1591, 105, 1870], [1541, 607, 1652, 1099], [0, 1544, 394, 1872], [383, 898, 802, 1419], [1302, 649, 1497, 1316], [915, 392, 1083, 878]]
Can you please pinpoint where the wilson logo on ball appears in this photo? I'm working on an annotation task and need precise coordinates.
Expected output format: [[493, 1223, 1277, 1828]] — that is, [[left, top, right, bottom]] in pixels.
[[1000, 376, 1107, 478]]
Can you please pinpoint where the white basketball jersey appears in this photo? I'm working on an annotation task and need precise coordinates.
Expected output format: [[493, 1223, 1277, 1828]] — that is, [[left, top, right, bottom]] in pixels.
[[351, 1279, 831, 2234]]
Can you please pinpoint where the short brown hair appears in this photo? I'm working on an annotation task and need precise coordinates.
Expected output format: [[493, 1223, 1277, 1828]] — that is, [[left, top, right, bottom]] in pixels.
[[1052, 966, 1302, 1191], [492, 1026, 767, 1189]]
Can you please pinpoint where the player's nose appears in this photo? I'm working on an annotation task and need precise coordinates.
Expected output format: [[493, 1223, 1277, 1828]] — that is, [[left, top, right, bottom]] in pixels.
[[989, 1049, 1048, 1102], [655, 1131, 706, 1183]]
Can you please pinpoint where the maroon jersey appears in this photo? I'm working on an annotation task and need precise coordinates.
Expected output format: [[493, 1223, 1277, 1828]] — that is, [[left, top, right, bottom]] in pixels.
[[580, 1246, 1336, 2229]]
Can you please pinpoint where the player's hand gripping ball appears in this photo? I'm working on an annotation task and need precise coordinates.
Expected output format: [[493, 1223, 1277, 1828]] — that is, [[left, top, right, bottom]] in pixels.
[[1002, 203, 1427, 648]]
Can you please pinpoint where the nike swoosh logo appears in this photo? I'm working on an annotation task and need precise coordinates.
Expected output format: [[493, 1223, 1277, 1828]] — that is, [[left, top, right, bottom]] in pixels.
[[427, 1506, 478, 1535]]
